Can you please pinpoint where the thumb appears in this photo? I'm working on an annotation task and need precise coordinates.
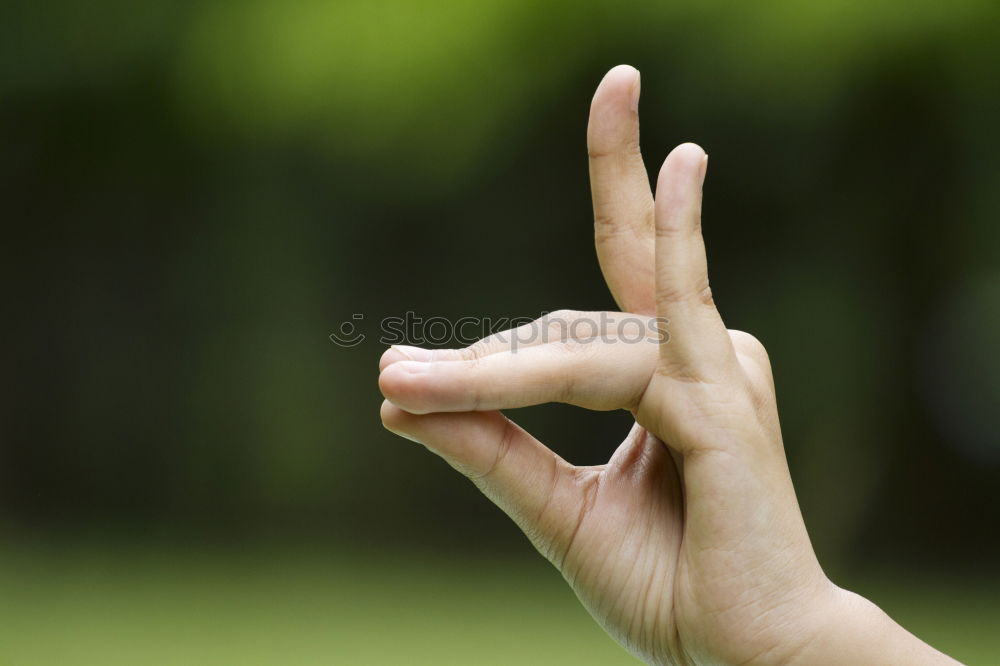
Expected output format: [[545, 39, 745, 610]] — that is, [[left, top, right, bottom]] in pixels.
[[379, 399, 584, 565]]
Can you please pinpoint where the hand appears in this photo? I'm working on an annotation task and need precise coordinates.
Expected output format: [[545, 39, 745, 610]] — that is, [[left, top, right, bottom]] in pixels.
[[378, 66, 957, 665]]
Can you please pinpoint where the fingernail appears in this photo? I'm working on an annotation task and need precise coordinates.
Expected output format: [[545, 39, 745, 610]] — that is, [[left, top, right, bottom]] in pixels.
[[397, 360, 431, 374], [630, 70, 641, 113], [392, 345, 434, 362], [699, 154, 708, 185]]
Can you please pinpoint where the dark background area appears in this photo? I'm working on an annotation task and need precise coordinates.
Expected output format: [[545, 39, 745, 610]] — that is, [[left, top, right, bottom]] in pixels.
[[1, 1, 999, 663]]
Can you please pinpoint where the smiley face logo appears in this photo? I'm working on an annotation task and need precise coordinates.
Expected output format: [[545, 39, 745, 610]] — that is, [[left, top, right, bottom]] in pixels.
[[329, 314, 365, 347]]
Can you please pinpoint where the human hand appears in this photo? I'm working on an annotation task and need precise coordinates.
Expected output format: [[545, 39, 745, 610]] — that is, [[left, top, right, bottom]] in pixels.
[[378, 66, 958, 665]]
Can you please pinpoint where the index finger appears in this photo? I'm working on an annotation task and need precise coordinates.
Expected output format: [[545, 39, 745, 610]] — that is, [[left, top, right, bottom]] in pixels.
[[378, 337, 658, 414]]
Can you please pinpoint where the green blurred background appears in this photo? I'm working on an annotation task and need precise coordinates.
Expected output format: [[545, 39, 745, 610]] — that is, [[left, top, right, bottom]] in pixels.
[[2, 0, 1000, 663]]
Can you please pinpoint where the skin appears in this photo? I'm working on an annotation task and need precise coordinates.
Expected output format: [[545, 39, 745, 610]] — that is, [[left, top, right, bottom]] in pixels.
[[378, 65, 960, 665]]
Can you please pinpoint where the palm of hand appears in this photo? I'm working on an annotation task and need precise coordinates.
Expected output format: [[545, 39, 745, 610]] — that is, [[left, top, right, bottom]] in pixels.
[[559, 364, 826, 665]]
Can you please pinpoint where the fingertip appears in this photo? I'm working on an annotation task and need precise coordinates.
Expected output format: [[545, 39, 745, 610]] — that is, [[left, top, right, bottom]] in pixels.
[[590, 65, 641, 135], [379, 398, 403, 428], [597, 64, 639, 93], [660, 142, 706, 172], [610, 63, 639, 76], [656, 142, 708, 195], [380, 399, 424, 443], [379, 347, 403, 371], [378, 361, 433, 413]]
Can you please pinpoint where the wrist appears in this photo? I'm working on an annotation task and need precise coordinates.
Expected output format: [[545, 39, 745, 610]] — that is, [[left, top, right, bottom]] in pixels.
[[787, 584, 959, 665]]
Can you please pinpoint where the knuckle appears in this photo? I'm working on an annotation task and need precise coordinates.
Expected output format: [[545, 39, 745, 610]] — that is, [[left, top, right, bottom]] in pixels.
[[594, 201, 654, 241], [656, 284, 686, 305], [555, 468, 601, 571], [695, 282, 715, 308], [656, 280, 714, 308], [473, 417, 516, 482], [542, 309, 580, 341], [587, 139, 642, 162], [463, 340, 491, 361], [545, 308, 579, 321], [593, 214, 625, 242], [739, 360, 772, 404], [729, 330, 770, 365], [530, 456, 564, 538], [463, 353, 483, 371], [654, 222, 683, 239]]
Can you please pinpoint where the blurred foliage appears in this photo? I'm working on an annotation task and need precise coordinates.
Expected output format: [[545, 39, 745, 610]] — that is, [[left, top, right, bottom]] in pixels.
[[2, 0, 1000, 585]]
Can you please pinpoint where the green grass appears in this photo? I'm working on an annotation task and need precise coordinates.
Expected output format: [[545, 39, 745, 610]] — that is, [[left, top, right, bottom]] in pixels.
[[0, 545, 995, 665], [0, 545, 636, 665]]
